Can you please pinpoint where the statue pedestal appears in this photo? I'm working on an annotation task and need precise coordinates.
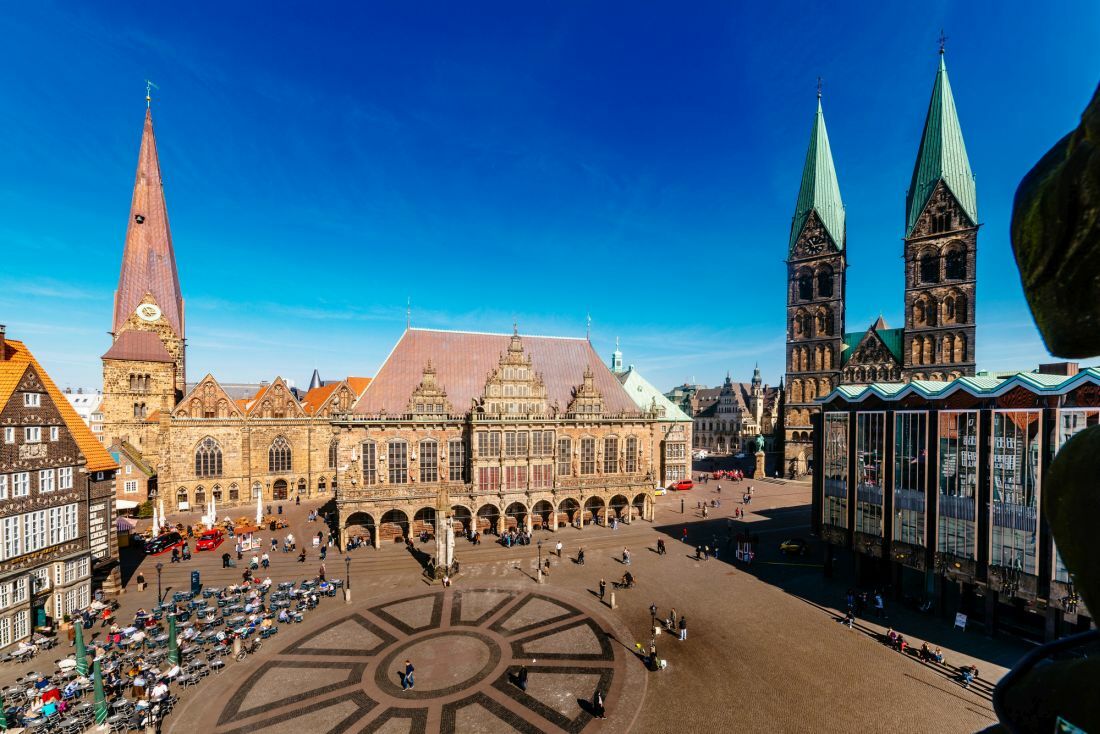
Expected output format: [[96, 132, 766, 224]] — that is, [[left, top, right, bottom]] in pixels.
[[755, 451, 766, 478]]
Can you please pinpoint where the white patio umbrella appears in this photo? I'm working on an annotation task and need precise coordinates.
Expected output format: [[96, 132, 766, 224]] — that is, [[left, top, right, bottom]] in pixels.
[[151, 504, 159, 537], [255, 489, 263, 525], [159, 497, 166, 528], [209, 493, 217, 530]]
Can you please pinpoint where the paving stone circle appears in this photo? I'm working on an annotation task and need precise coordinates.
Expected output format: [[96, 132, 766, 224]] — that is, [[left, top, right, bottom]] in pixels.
[[200, 585, 641, 734]]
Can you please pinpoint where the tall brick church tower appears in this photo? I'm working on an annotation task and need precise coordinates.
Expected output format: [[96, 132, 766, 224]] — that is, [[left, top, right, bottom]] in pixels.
[[101, 102, 185, 458], [901, 51, 978, 380], [783, 93, 846, 476]]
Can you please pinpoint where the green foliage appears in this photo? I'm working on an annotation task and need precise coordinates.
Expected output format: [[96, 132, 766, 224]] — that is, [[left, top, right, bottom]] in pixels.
[[135, 501, 153, 518]]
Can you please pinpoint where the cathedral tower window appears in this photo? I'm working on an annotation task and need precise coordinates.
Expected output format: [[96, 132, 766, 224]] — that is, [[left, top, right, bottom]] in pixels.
[[797, 269, 814, 301], [194, 437, 223, 478], [919, 251, 940, 284], [815, 306, 833, 337], [387, 441, 408, 484], [268, 436, 292, 473], [361, 441, 377, 485], [953, 334, 966, 363], [816, 265, 834, 298], [944, 248, 966, 280]]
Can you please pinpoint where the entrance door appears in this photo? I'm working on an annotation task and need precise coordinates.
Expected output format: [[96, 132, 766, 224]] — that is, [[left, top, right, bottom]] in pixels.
[[272, 479, 288, 501]]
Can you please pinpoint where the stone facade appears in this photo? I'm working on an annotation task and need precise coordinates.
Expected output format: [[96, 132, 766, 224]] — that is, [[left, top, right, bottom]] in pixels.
[[692, 369, 781, 457]]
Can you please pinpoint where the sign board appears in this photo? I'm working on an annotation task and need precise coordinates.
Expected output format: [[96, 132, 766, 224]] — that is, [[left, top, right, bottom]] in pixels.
[[954, 613, 967, 630]]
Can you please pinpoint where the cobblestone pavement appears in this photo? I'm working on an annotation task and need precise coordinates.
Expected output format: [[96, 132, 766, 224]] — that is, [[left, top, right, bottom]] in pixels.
[[1, 482, 1027, 732]]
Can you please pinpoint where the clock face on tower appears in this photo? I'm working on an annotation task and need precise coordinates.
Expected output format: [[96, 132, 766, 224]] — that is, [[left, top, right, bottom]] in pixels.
[[136, 303, 162, 322], [801, 234, 827, 255]]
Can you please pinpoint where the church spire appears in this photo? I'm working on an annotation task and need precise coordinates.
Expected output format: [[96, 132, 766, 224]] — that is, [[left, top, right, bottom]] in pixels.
[[905, 51, 977, 236], [789, 93, 845, 253], [112, 105, 184, 337]]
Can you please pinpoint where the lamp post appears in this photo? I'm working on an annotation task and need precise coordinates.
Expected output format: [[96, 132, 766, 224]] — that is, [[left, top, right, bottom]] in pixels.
[[344, 555, 352, 604], [155, 562, 163, 604], [537, 540, 543, 584]]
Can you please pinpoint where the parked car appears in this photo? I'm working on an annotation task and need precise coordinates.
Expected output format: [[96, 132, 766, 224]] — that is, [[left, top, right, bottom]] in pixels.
[[654, 487, 668, 496], [692, 450, 708, 460], [144, 532, 184, 556], [196, 529, 225, 551], [672, 479, 694, 491], [779, 538, 809, 556]]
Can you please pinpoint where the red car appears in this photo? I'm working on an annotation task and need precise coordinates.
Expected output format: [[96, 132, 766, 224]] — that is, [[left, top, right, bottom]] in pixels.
[[672, 480, 694, 491], [196, 530, 225, 551]]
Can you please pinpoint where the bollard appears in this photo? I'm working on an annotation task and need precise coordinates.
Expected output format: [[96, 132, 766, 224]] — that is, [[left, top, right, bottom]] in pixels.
[[609, 591, 616, 609], [537, 567, 543, 584], [344, 587, 351, 604]]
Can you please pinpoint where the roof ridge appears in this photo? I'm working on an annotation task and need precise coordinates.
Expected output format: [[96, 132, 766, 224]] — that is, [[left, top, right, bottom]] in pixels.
[[409, 326, 585, 341]]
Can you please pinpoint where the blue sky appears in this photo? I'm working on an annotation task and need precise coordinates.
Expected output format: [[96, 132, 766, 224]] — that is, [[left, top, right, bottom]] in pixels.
[[1, 2, 1097, 392]]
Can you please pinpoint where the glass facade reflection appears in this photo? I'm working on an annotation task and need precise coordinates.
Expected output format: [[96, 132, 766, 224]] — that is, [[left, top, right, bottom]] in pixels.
[[893, 412, 927, 545], [990, 410, 1041, 574], [823, 413, 849, 528], [855, 412, 885, 536], [1052, 409, 1099, 582], [937, 411, 978, 559]]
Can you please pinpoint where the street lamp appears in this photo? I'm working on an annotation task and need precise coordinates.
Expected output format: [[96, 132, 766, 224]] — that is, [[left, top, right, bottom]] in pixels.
[[155, 562, 163, 604], [344, 555, 352, 604], [537, 540, 543, 584]]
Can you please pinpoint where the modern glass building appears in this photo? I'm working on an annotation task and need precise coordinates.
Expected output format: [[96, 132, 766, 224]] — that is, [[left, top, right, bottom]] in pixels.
[[812, 367, 1097, 642]]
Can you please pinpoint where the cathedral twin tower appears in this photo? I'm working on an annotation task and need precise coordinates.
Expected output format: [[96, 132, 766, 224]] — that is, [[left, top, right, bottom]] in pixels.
[[783, 52, 978, 475]]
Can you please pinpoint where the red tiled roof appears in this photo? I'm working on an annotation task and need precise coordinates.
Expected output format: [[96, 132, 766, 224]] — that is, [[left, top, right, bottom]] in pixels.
[[356, 329, 640, 415], [301, 383, 339, 414], [347, 377, 372, 395], [0, 338, 116, 472], [112, 108, 184, 337], [101, 330, 174, 363]]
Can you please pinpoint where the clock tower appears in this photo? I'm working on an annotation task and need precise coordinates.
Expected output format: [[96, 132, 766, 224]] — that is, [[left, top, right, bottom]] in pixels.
[[783, 94, 845, 477], [101, 103, 185, 459]]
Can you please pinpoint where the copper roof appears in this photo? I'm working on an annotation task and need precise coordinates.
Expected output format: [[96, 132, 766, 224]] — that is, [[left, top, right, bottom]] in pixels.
[[0, 338, 116, 472], [356, 328, 640, 415], [101, 330, 174, 363], [112, 108, 184, 337]]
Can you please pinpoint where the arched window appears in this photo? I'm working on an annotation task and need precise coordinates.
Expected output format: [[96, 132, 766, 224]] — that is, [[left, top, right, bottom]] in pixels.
[[797, 268, 813, 301], [176, 487, 188, 508], [823, 345, 833, 369], [790, 379, 803, 403], [328, 439, 339, 469], [212, 485, 222, 502], [269, 436, 292, 473], [194, 437, 223, 477], [920, 252, 939, 284], [318, 477, 327, 494], [911, 339, 921, 365], [251, 482, 262, 500], [922, 337, 933, 365], [229, 483, 240, 502], [805, 380, 817, 402], [945, 248, 966, 280], [953, 334, 965, 363], [816, 265, 833, 298], [194, 486, 206, 507], [815, 306, 833, 336]]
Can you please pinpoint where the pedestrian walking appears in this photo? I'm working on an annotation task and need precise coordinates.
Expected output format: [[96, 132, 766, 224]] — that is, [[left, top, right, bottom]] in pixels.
[[599, 579, 606, 601], [556, 540, 563, 558], [295, 495, 301, 506], [319, 563, 326, 582], [622, 548, 631, 565], [236, 541, 243, 560], [681, 527, 688, 543], [656, 538, 666, 555], [592, 688, 606, 719], [402, 660, 415, 691], [678, 616, 687, 641]]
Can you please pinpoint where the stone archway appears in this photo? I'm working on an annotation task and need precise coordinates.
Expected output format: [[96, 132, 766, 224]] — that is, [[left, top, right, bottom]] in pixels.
[[476, 504, 501, 535], [272, 479, 288, 501], [413, 507, 437, 538], [379, 509, 409, 544], [531, 500, 554, 530], [609, 494, 629, 521], [451, 505, 473, 537], [504, 502, 527, 532], [584, 496, 606, 527], [345, 511, 376, 549], [557, 498, 580, 529], [632, 493, 650, 522]]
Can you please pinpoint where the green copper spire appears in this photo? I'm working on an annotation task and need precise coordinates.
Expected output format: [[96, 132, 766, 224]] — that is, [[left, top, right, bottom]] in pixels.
[[906, 53, 977, 236], [789, 95, 845, 253]]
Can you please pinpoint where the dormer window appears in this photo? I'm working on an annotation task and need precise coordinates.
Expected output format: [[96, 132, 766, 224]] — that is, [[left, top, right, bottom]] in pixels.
[[134, 214, 145, 224]]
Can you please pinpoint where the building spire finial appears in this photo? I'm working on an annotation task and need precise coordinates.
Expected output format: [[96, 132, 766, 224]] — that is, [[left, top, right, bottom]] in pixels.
[[145, 79, 158, 109], [816, 76, 822, 100], [586, 312, 591, 342], [938, 29, 948, 55], [406, 297, 411, 330]]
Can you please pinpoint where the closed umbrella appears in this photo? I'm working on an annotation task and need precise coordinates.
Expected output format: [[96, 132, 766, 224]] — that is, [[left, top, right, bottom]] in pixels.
[[167, 614, 179, 666], [255, 489, 263, 524], [210, 492, 217, 530], [159, 498, 166, 531], [74, 619, 88, 676], [151, 505, 159, 538], [93, 658, 108, 725]]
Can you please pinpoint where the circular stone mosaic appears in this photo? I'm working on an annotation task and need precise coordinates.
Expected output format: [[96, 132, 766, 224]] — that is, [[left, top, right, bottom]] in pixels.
[[197, 585, 642, 734]]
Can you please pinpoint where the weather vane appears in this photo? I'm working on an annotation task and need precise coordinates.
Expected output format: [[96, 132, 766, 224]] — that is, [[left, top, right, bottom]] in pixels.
[[145, 79, 159, 108], [816, 76, 822, 99], [938, 29, 948, 55], [586, 312, 592, 341]]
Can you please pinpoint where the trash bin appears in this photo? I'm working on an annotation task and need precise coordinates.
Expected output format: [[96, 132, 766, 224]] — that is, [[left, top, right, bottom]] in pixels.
[[190, 570, 201, 595]]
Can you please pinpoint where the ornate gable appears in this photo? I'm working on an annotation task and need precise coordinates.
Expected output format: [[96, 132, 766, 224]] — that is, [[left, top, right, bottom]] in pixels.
[[908, 181, 975, 239], [407, 361, 453, 417], [792, 210, 839, 260], [314, 382, 358, 418], [567, 366, 604, 417], [248, 377, 305, 419], [477, 330, 550, 416], [843, 327, 902, 384], [173, 374, 242, 419]]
